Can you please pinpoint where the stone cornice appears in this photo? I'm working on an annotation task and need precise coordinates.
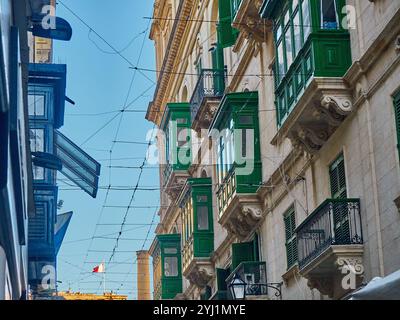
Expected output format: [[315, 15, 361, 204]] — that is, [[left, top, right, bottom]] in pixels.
[[146, 0, 194, 125]]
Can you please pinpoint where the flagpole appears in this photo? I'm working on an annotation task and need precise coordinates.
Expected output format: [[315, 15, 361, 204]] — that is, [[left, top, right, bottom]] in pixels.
[[103, 261, 106, 294]]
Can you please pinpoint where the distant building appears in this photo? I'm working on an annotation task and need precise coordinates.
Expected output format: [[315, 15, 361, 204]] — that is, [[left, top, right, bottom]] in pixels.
[[57, 292, 128, 301]]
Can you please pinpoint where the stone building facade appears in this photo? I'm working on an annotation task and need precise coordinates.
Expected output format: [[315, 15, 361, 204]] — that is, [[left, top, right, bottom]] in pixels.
[[146, 0, 400, 300]]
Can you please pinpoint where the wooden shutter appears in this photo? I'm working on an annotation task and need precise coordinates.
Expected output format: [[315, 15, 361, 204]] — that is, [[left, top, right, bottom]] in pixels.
[[216, 268, 230, 291], [218, 0, 238, 48], [329, 154, 350, 244], [284, 209, 297, 269], [330, 154, 347, 199], [231, 242, 255, 270]]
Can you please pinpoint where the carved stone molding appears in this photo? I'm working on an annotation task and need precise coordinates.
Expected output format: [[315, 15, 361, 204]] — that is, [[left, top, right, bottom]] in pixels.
[[280, 78, 354, 155], [307, 277, 334, 298], [183, 259, 214, 289], [164, 171, 190, 202], [220, 197, 263, 240], [193, 99, 220, 131], [232, 0, 272, 43], [299, 245, 364, 299]]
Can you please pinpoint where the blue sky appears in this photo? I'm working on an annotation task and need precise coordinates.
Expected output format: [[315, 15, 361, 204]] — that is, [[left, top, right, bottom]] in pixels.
[[53, 0, 157, 299]]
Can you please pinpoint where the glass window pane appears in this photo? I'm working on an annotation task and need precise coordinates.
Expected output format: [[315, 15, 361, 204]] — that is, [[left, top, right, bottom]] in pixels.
[[176, 118, 188, 124], [28, 94, 45, 116], [239, 115, 253, 125], [197, 205, 209, 231], [197, 195, 208, 202], [164, 248, 178, 254], [30, 129, 45, 152], [164, 257, 178, 277], [177, 128, 189, 147], [292, 0, 299, 10], [285, 27, 293, 70], [302, 0, 312, 41], [276, 23, 282, 40], [241, 129, 247, 158], [293, 11, 302, 57], [321, 0, 338, 29], [277, 41, 285, 80]]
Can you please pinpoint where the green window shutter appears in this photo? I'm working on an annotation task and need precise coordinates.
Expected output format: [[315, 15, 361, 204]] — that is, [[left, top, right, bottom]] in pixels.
[[329, 154, 347, 199], [231, 242, 255, 270], [216, 268, 230, 291], [329, 154, 350, 244], [394, 92, 400, 158], [218, 0, 238, 48], [284, 208, 297, 269]]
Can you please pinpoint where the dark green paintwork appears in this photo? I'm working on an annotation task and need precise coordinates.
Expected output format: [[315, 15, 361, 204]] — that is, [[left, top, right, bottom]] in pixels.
[[152, 234, 183, 300], [211, 92, 262, 214], [161, 103, 191, 172], [261, 0, 352, 127], [182, 178, 214, 259]]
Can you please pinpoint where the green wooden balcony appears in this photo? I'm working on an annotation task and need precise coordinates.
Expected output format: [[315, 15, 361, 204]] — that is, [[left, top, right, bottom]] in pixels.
[[149, 234, 183, 300], [179, 178, 215, 288], [295, 198, 364, 299], [161, 103, 191, 201], [261, 0, 354, 154], [211, 92, 263, 240]]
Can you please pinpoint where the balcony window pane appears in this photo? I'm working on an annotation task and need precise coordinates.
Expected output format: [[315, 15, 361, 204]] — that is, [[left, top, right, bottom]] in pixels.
[[177, 127, 189, 147], [30, 128, 45, 180], [28, 94, 45, 116], [164, 257, 178, 277], [321, 0, 338, 29], [239, 115, 253, 125], [302, 0, 311, 41], [241, 129, 247, 158], [285, 27, 293, 70], [277, 41, 285, 80], [276, 23, 282, 41], [197, 205, 209, 231], [293, 10, 302, 57], [164, 248, 178, 254]]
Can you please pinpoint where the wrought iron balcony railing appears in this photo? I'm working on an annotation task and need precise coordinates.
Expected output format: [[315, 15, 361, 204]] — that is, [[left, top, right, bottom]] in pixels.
[[296, 199, 363, 270], [226, 261, 268, 297], [190, 68, 226, 126]]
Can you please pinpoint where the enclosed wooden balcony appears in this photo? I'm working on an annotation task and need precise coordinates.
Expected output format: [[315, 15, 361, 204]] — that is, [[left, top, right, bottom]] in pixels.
[[179, 178, 214, 288], [217, 166, 263, 240], [211, 92, 263, 240], [161, 103, 191, 201], [190, 68, 226, 131], [296, 198, 364, 299]]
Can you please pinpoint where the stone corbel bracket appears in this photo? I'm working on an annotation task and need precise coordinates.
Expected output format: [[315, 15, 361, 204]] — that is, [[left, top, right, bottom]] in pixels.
[[232, 0, 272, 43], [282, 80, 354, 155], [221, 199, 263, 240], [184, 259, 215, 289]]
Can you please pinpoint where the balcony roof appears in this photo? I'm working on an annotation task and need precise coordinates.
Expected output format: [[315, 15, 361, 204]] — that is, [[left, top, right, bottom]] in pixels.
[[28, 63, 67, 129], [210, 91, 259, 131]]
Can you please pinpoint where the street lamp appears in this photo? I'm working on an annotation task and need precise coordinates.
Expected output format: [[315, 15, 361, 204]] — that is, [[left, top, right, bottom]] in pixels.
[[228, 274, 247, 300]]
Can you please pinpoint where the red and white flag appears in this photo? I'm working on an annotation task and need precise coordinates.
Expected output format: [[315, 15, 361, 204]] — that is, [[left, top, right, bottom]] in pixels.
[[92, 263, 105, 273]]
